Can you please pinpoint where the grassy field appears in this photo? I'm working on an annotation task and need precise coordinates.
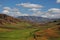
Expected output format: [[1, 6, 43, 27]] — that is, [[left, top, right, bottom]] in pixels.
[[0, 22, 37, 40], [0, 22, 60, 40], [0, 28, 38, 40]]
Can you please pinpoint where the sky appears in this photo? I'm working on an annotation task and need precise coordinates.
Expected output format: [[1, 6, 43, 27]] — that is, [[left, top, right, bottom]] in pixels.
[[0, 0, 60, 18]]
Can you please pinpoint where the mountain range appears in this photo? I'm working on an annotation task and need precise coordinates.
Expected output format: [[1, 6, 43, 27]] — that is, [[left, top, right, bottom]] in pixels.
[[0, 14, 60, 40], [18, 16, 55, 23], [0, 14, 60, 25]]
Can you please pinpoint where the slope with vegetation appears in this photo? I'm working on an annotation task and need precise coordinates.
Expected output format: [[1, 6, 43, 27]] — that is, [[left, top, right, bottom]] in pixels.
[[31, 20, 60, 40], [0, 14, 60, 40]]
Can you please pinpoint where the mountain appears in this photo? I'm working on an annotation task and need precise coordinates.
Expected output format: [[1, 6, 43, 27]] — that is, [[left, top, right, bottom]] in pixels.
[[0, 14, 21, 24], [18, 16, 52, 23], [0, 14, 60, 40], [0, 14, 44, 28]]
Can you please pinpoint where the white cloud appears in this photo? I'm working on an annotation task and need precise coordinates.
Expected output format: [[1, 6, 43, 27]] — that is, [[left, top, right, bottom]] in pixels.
[[29, 8, 41, 12], [41, 8, 60, 18], [21, 14, 29, 16], [41, 15, 48, 18], [57, 0, 60, 3], [14, 11, 29, 16], [2, 7, 60, 18], [16, 3, 44, 17], [16, 3, 43, 8], [2, 10, 9, 14], [32, 11, 44, 16], [31, 8, 60, 18], [2, 7, 11, 14], [3, 7, 11, 11], [48, 8, 60, 13], [2, 7, 29, 17], [41, 13, 55, 18]]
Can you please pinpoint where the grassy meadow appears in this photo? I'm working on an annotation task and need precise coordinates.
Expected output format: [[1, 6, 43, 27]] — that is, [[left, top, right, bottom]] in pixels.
[[0, 22, 38, 40], [0, 22, 60, 40]]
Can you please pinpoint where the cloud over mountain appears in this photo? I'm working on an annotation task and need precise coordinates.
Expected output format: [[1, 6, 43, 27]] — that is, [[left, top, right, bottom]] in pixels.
[[1, 1, 60, 19], [2, 7, 60, 19], [41, 8, 60, 18], [2, 7, 29, 17], [48, 8, 60, 13]]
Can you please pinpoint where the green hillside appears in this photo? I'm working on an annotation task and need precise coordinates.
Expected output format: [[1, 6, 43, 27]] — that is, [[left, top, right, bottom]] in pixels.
[[0, 14, 60, 40]]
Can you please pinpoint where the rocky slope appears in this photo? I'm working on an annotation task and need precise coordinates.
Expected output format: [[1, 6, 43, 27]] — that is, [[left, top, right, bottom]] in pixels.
[[0, 14, 21, 24]]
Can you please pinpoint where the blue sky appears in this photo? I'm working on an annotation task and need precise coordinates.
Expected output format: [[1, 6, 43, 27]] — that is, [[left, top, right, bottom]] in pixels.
[[0, 0, 60, 18]]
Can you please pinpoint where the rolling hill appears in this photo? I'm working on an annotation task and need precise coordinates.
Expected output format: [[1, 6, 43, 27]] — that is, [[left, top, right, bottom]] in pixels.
[[31, 20, 60, 40], [0, 14, 60, 40]]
